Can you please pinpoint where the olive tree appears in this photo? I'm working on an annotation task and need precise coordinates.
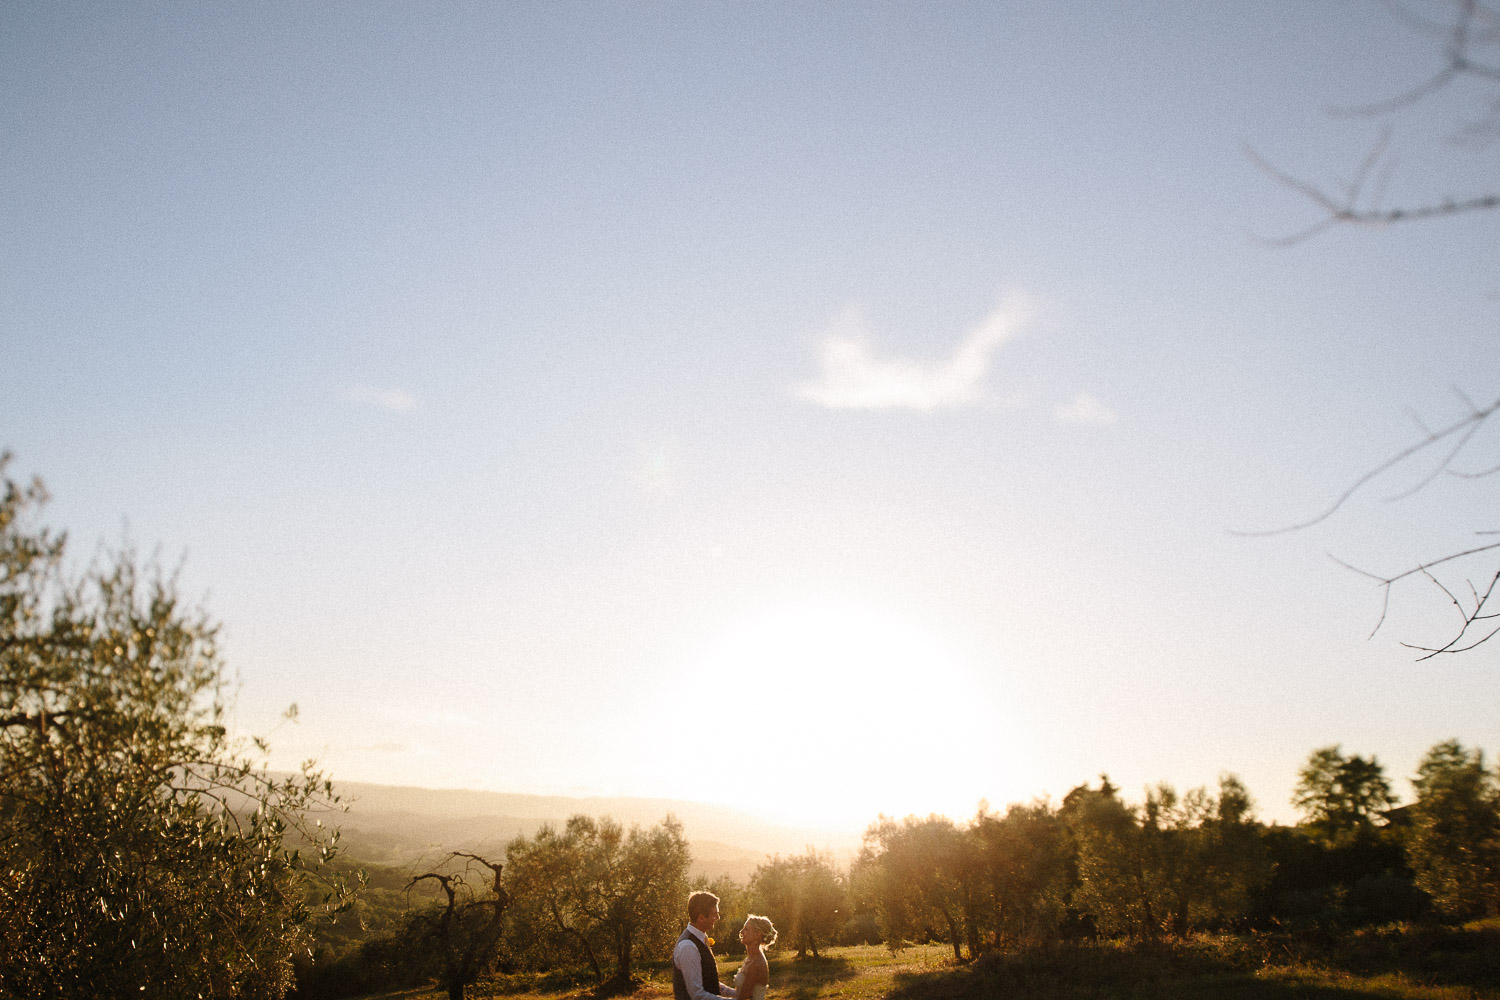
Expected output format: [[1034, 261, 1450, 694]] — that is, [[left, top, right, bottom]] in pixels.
[[1064, 775, 1268, 939], [1062, 780, 1155, 939], [748, 849, 845, 959], [504, 814, 688, 989], [971, 800, 1071, 946], [1407, 739, 1500, 918], [405, 853, 509, 1000], [1138, 777, 1268, 935], [1292, 746, 1396, 845], [859, 814, 980, 960], [0, 455, 350, 999]]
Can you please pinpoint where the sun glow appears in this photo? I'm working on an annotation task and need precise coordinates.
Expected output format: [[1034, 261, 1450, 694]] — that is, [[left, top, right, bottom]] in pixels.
[[663, 597, 1035, 830]]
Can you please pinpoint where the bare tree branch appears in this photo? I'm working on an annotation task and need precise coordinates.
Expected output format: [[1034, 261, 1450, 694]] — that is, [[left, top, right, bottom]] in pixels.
[[1386, 402, 1491, 501], [1233, 397, 1500, 536], [1337, 0, 1500, 114], [1251, 2, 1500, 245], [1331, 543, 1500, 653], [1452, 458, 1500, 477], [1335, 59, 1462, 117], [1247, 139, 1500, 245]]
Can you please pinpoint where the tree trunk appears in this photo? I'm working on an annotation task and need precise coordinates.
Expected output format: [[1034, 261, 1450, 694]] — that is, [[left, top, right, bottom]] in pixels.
[[1171, 889, 1190, 937], [564, 926, 603, 983], [611, 931, 633, 987], [943, 911, 963, 961], [963, 901, 982, 959]]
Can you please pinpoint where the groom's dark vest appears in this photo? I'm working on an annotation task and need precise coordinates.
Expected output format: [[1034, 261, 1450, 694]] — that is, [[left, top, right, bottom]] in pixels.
[[672, 928, 719, 1000]]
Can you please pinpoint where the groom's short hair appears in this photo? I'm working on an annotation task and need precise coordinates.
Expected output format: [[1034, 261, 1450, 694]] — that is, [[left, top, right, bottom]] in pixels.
[[687, 890, 719, 921]]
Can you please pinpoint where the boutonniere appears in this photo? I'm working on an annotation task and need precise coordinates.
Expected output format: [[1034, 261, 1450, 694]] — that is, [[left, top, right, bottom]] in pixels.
[[707, 937, 715, 948]]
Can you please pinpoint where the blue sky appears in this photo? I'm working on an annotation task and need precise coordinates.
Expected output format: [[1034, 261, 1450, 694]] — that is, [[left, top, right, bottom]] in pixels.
[[4, 1, 1498, 829]]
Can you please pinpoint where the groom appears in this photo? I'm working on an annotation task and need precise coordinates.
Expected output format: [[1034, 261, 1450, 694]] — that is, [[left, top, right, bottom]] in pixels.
[[672, 890, 736, 1000]]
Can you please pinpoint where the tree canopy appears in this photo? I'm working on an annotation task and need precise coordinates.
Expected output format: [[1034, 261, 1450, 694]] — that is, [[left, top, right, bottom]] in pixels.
[[1292, 745, 1396, 844], [1407, 738, 1500, 918], [0, 454, 349, 999], [503, 813, 689, 989], [748, 849, 845, 959]]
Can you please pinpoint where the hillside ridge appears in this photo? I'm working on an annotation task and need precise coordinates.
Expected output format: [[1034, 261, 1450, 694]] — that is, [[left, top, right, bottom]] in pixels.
[[326, 779, 862, 881]]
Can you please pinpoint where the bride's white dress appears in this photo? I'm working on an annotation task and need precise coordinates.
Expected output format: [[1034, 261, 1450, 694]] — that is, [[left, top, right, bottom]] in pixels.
[[734, 964, 767, 1000]]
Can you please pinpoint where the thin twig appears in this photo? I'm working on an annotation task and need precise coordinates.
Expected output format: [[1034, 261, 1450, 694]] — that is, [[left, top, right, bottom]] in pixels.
[[1234, 398, 1499, 536], [1405, 622, 1500, 659]]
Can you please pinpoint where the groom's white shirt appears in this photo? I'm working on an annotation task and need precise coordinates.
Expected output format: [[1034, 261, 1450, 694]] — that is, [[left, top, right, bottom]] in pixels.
[[674, 924, 733, 1000]]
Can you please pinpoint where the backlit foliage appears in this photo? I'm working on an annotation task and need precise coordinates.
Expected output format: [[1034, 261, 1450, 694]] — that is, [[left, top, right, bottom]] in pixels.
[[0, 454, 350, 999]]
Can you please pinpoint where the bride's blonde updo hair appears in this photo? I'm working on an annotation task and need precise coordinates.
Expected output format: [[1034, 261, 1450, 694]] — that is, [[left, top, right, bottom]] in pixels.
[[743, 913, 778, 947]]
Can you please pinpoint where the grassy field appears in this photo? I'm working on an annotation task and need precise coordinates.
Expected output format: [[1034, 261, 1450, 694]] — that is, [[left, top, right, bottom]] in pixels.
[[350, 923, 1500, 1000], [347, 945, 956, 1000]]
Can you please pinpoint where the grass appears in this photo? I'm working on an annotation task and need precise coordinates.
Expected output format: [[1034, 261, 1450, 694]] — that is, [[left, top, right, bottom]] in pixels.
[[354, 923, 1500, 1000], [389, 945, 954, 1000]]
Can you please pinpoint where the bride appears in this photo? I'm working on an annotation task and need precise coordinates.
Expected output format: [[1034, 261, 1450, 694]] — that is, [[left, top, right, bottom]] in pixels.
[[735, 914, 777, 1000]]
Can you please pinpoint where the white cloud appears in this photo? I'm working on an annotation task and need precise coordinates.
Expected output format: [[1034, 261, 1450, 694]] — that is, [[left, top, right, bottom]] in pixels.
[[795, 293, 1036, 412], [1054, 393, 1118, 425], [347, 384, 420, 413]]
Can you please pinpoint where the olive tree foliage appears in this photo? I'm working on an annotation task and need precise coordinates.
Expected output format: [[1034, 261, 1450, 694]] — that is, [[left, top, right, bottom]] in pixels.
[[702, 874, 748, 953], [969, 800, 1071, 946], [1245, 0, 1500, 658], [0, 455, 350, 999], [1292, 745, 1397, 844], [1061, 780, 1154, 939], [1140, 776, 1268, 936], [1194, 775, 1270, 925], [747, 850, 845, 959], [1406, 739, 1500, 918], [858, 814, 980, 961], [859, 803, 1079, 956], [501, 819, 606, 982], [503, 814, 688, 988], [1064, 776, 1268, 939]]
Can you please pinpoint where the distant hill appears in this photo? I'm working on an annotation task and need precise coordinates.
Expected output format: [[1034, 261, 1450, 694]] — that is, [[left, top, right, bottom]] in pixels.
[[325, 780, 862, 882]]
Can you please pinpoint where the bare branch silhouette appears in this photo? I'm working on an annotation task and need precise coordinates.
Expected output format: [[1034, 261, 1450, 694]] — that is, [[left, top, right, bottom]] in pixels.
[[1247, 137, 1500, 245], [1243, 388, 1499, 657], [1400, 562, 1500, 659], [1330, 541, 1500, 652], [406, 852, 509, 1000], [1251, 1, 1500, 245], [1337, 0, 1500, 114], [1242, 4, 1500, 660], [1331, 61, 1462, 117], [1232, 396, 1500, 536]]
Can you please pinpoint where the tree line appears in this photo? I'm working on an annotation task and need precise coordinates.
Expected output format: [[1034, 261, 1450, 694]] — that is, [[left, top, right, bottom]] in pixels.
[[291, 738, 1500, 999], [289, 818, 857, 999], [852, 741, 1500, 962], [6, 455, 1500, 1000]]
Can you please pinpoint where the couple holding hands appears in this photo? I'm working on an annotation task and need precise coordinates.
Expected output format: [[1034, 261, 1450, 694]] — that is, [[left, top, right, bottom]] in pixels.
[[671, 891, 778, 1000]]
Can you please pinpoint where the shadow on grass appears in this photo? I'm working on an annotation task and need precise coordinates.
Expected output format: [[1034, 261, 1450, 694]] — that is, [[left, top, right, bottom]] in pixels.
[[1308, 923, 1500, 992], [772, 955, 858, 1000], [479, 966, 599, 996], [882, 938, 1452, 1000]]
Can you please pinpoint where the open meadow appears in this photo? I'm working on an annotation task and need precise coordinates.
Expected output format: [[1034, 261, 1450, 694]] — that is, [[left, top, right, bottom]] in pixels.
[[347, 926, 1500, 1000]]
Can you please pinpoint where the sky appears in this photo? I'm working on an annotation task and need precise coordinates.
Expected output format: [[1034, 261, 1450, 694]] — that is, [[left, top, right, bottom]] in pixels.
[[3, 1, 1498, 833]]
